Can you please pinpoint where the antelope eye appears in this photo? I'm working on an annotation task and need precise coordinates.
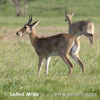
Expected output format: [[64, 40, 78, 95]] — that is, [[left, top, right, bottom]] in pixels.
[[24, 26, 27, 29]]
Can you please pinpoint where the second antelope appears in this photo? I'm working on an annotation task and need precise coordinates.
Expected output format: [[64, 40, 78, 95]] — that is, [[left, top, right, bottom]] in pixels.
[[16, 15, 86, 76], [65, 11, 95, 44]]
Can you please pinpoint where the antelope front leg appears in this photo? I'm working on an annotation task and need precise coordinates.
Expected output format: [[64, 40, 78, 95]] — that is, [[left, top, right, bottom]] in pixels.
[[45, 57, 51, 75], [38, 56, 43, 75]]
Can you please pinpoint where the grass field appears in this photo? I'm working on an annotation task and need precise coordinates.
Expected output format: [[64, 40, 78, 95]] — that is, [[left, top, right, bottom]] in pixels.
[[0, 0, 100, 100], [0, 25, 100, 100]]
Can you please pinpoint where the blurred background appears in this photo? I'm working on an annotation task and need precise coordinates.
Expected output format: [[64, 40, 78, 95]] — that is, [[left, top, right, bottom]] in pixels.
[[0, 0, 100, 27]]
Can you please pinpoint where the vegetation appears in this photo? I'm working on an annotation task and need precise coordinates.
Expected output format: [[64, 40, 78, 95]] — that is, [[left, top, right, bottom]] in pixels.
[[0, 0, 100, 100], [0, 0, 100, 17]]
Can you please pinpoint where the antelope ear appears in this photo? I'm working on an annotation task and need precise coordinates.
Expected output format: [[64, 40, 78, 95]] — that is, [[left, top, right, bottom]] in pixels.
[[31, 20, 40, 29], [71, 12, 75, 16]]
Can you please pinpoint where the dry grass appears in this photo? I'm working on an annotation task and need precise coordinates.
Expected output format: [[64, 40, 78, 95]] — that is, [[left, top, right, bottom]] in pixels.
[[0, 25, 100, 41]]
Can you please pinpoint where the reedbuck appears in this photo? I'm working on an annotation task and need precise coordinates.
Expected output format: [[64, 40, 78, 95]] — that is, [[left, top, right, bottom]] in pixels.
[[16, 15, 86, 76], [65, 11, 95, 44]]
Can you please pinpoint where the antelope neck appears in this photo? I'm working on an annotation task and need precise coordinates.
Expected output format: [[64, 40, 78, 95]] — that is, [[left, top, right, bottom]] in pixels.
[[29, 29, 38, 46], [67, 18, 72, 26]]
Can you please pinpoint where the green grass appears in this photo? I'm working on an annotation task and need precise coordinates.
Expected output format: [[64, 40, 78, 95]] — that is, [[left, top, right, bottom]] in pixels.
[[0, 0, 100, 28], [0, 27, 100, 100], [0, 0, 100, 17]]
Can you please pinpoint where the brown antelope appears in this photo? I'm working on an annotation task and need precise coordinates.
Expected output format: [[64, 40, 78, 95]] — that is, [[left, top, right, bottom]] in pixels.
[[16, 15, 86, 76], [65, 11, 95, 44]]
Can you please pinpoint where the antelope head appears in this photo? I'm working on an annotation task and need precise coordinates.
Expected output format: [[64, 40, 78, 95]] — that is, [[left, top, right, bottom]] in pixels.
[[16, 14, 40, 37], [65, 11, 75, 22]]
